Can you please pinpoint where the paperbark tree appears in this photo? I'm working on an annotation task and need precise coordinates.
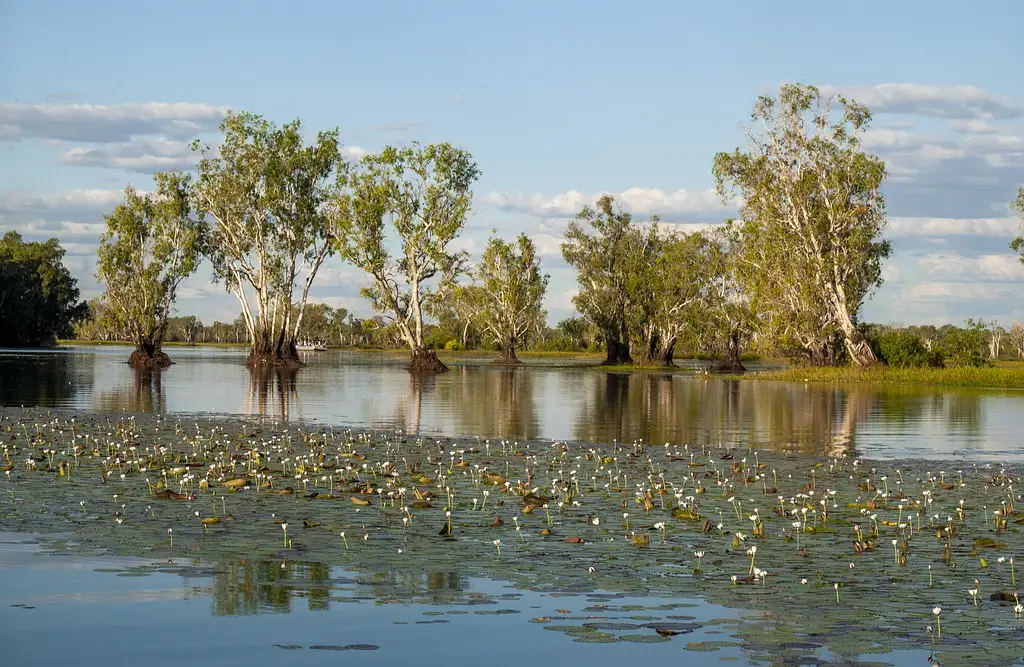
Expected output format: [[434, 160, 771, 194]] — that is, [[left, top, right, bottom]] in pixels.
[[1008, 322, 1024, 359], [713, 83, 891, 366], [473, 233, 548, 363], [96, 172, 204, 367], [562, 195, 656, 365], [192, 112, 342, 367], [1011, 186, 1024, 263], [333, 142, 480, 373], [634, 229, 718, 366]]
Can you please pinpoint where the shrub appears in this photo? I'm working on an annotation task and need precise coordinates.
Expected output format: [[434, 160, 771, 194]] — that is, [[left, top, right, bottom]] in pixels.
[[875, 330, 943, 368], [444, 339, 464, 351]]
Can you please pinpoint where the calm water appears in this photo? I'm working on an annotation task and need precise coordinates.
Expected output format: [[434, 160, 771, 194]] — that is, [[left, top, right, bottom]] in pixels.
[[0, 534, 933, 667], [1, 345, 1023, 460]]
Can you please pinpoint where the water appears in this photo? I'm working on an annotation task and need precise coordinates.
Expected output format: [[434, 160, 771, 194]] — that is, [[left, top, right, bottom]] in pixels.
[[0, 534, 936, 667], [1, 344, 1023, 460]]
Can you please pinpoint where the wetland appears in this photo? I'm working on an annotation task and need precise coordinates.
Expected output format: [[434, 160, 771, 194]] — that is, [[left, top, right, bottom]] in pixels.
[[1, 346, 1023, 666]]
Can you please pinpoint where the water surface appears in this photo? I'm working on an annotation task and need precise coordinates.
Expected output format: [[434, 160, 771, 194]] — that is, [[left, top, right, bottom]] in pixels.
[[1, 345, 1022, 460]]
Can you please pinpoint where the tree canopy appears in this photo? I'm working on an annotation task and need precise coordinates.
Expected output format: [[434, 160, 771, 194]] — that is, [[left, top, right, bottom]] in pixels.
[[97, 172, 205, 367], [562, 195, 656, 365], [192, 111, 343, 367], [472, 233, 548, 363], [333, 142, 480, 372], [0, 231, 87, 347], [713, 83, 890, 366], [1011, 186, 1024, 263]]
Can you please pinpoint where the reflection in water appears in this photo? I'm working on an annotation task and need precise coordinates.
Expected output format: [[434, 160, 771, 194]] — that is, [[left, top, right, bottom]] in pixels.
[[246, 367, 299, 419], [0, 346, 1016, 459], [437, 367, 540, 439], [94, 368, 166, 413], [0, 349, 93, 406], [210, 558, 465, 616]]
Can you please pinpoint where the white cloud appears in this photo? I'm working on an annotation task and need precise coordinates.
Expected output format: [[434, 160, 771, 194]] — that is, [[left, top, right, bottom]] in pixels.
[[903, 281, 1016, 302], [0, 188, 124, 221], [341, 146, 368, 160], [487, 186, 732, 220], [820, 83, 1023, 120], [887, 216, 1019, 237], [57, 138, 196, 172], [949, 119, 1002, 134], [918, 253, 1024, 281], [0, 102, 228, 143]]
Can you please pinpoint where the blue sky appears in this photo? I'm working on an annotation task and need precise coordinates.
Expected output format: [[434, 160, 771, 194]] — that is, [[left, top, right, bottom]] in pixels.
[[1, 0, 1022, 327]]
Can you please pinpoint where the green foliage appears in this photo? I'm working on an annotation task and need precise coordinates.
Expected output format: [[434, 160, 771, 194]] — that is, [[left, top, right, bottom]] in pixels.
[[874, 330, 943, 368], [1011, 186, 1024, 262], [97, 172, 204, 355], [472, 233, 548, 359], [713, 83, 890, 366], [562, 195, 655, 364], [0, 231, 87, 346], [444, 339, 464, 351], [333, 142, 480, 353], [942, 319, 989, 368], [193, 111, 343, 359]]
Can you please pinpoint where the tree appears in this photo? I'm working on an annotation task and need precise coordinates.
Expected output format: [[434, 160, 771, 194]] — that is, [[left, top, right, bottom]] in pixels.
[[0, 231, 87, 346], [427, 283, 481, 349], [562, 195, 656, 365], [713, 83, 891, 366], [634, 229, 718, 366], [1008, 322, 1024, 359], [943, 319, 988, 367], [1011, 186, 1024, 263], [702, 230, 753, 371], [333, 142, 481, 373], [473, 233, 548, 363], [97, 172, 204, 367], [192, 111, 343, 367]]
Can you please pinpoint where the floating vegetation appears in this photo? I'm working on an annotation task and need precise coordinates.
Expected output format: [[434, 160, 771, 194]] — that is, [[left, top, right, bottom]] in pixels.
[[0, 407, 1022, 665]]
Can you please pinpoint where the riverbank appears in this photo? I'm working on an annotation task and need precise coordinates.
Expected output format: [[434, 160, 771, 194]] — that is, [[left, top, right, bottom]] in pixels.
[[756, 363, 1024, 390]]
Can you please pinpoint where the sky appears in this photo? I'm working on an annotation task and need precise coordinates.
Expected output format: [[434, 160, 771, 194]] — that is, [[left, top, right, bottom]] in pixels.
[[1, 0, 1022, 328]]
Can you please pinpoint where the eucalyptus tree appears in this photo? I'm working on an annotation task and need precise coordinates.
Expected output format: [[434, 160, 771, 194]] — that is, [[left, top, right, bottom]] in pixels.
[[713, 83, 890, 366], [96, 172, 204, 367], [689, 229, 753, 371], [634, 229, 718, 366], [192, 112, 343, 366], [562, 195, 656, 365], [1011, 186, 1024, 263], [472, 233, 548, 363], [333, 142, 481, 373]]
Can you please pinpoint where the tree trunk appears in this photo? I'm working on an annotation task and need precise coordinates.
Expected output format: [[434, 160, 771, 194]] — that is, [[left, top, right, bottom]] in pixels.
[[495, 339, 520, 365], [128, 338, 172, 369], [246, 328, 303, 368], [407, 346, 448, 373], [833, 297, 877, 367], [712, 330, 747, 373], [603, 321, 632, 365]]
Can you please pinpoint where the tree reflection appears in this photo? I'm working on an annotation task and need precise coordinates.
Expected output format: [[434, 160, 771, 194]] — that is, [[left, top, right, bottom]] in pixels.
[[0, 349, 93, 407], [93, 367, 166, 413], [436, 367, 541, 439], [246, 367, 299, 419], [210, 559, 465, 615], [212, 559, 332, 616], [571, 374, 888, 456]]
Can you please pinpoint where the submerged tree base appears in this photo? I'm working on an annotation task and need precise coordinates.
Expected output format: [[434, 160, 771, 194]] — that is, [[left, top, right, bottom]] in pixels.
[[407, 347, 448, 373], [245, 350, 304, 369], [127, 348, 172, 369], [712, 358, 747, 373]]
